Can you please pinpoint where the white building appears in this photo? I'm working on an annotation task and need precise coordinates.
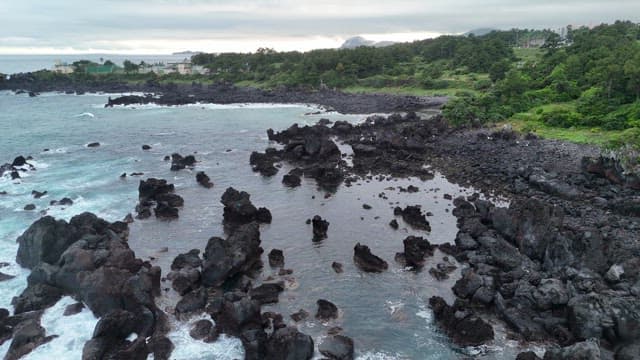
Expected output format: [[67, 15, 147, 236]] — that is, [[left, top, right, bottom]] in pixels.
[[53, 61, 74, 74]]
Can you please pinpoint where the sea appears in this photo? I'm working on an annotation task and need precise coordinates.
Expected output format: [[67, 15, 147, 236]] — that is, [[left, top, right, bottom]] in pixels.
[[0, 54, 192, 74], [0, 56, 537, 359]]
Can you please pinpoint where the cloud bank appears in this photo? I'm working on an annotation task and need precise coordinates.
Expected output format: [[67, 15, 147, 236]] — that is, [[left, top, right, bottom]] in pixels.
[[0, 0, 638, 54]]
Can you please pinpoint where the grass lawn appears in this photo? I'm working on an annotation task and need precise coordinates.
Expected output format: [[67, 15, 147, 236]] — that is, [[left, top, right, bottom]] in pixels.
[[502, 103, 626, 147]]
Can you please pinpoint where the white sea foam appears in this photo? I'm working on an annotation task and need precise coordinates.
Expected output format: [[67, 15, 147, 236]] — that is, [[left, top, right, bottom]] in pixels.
[[73, 112, 95, 118], [165, 315, 244, 360], [25, 297, 98, 360]]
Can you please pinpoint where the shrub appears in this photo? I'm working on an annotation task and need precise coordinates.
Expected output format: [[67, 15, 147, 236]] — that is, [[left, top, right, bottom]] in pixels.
[[473, 79, 492, 90], [540, 109, 583, 128]]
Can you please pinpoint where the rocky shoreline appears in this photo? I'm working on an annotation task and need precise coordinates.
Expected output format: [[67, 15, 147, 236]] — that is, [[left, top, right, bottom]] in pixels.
[[248, 113, 640, 358], [0, 74, 446, 114], [2, 109, 640, 359]]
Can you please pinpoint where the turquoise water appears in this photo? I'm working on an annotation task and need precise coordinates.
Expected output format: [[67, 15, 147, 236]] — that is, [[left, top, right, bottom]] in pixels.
[[0, 91, 526, 359]]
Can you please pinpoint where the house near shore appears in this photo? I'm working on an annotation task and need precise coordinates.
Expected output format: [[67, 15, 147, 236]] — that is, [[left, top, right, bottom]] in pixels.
[[52, 61, 74, 74]]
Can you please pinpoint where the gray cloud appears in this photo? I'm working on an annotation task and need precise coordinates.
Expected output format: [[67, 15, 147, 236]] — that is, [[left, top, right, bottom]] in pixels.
[[1, 0, 638, 53]]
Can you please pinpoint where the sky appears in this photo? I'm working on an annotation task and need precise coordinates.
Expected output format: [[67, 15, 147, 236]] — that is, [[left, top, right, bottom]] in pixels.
[[0, 0, 639, 55]]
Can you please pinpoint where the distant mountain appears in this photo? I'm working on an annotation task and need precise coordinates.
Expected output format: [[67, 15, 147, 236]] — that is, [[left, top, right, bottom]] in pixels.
[[464, 28, 499, 37], [340, 36, 396, 49]]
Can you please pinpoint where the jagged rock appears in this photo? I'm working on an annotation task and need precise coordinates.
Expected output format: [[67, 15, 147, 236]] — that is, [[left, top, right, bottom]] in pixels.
[[265, 326, 314, 360], [353, 243, 388, 272], [189, 319, 218, 343], [170, 153, 196, 171], [268, 249, 285, 268], [154, 202, 179, 220], [221, 188, 271, 229], [453, 270, 483, 299], [5, 319, 55, 360], [393, 206, 431, 231], [542, 338, 601, 360], [290, 309, 309, 322], [196, 171, 214, 188], [389, 219, 399, 229], [282, 173, 301, 187], [316, 299, 338, 321], [312, 215, 329, 241], [176, 288, 207, 315], [429, 296, 494, 347], [516, 352, 541, 360], [319, 335, 354, 360], [201, 223, 263, 287], [63, 302, 85, 316], [331, 262, 343, 274], [250, 283, 284, 305], [399, 236, 435, 268]]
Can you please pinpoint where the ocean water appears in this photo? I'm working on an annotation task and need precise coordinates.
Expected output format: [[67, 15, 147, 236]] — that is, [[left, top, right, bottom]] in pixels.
[[0, 91, 526, 359], [0, 54, 191, 74]]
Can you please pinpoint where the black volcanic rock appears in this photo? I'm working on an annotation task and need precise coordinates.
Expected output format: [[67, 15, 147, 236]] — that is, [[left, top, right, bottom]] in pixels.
[[353, 243, 388, 272], [319, 335, 355, 360], [429, 296, 494, 347], [268, 249, 285, 268], [312, 215, 329, 241], [316, 299, 338, 321], [221, 187, 271, 229], [394, 206, 431, 231], [196, 171, 214, 188]]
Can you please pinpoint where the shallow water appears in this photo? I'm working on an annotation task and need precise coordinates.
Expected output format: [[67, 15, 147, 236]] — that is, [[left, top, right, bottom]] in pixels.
[[0, 91, 524, 359]]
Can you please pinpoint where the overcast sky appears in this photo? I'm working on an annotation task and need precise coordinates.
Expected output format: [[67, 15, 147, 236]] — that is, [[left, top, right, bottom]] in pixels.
[[0, 0, 638, 54]]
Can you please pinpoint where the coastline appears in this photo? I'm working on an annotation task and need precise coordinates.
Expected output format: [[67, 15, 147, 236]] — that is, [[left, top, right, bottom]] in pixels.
[[1, 93, 639, 359], [0, 75, 447, 114]]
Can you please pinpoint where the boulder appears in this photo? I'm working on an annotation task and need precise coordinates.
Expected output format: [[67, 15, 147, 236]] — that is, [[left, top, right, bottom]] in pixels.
[[196, 171, 214, 188], [353, 243, 388, 273], [189, 319, 218, 343], [400, 236, 435, 268], [250, 283, 284, 305], [429, 296, 494, 347], [312, 215, 329, 241], [316, 299, 339, 321], [393, 206, 431, 231], [542, 338, 601, 360], [319, 335, 354, 360], [221, 188, 271, 229], [265, 326, 314, 360], [5, 319, 55, 360], [268, 249, 285, 268], [201, 223, 263, 287], [282, 174, 301, 188], [170, 153, 196, 171]]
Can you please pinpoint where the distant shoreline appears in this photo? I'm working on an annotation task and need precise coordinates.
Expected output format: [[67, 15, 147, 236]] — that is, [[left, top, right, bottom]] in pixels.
[[0, 75, 447, 114]]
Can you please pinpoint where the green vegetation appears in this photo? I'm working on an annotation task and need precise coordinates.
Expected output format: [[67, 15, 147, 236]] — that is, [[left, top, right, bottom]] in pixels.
[[12, 21, 640, 149]]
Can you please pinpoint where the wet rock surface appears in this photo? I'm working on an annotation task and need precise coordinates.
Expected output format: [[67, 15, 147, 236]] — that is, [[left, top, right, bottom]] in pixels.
[[12, 213, 167, 359]]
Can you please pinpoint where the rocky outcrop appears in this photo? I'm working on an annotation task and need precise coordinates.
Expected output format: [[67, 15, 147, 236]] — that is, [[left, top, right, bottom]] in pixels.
[[170, 153, 196, 171], [396, 236, 435, 268], [319, 335, 355, 360], [393, 206, 431, 231], [353, 243, 388, 273], [316, 299, 339, 321], [201, 222, 263, 287], [311, 215, 329, 241], [221, 187, 272, 230], [196, 171, 214, 188], [429, 296, 494, 347], [136, 178, 183, 220], [12, 213, 168, 359]]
